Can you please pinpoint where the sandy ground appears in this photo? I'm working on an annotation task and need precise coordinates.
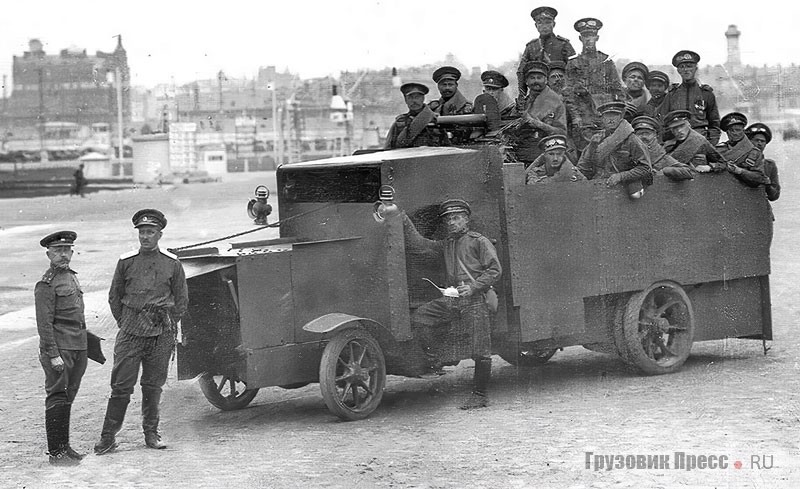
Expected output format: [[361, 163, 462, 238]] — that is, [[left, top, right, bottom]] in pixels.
[[1, 143, 799, 488]]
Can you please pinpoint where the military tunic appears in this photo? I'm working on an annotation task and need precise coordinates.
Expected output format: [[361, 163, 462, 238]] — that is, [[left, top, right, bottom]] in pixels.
[[716, 138, 768, 187], [107, 247, 188, 400], [577, 122, 652, 184], [658, 80, 721, 145], [764, 158, 780, 202], [516, 34, 576, 93], [428, 91, 473, 116], [402, 215, 502, 357], [35, 266, 88, 409], [384, 106, 439, 149]]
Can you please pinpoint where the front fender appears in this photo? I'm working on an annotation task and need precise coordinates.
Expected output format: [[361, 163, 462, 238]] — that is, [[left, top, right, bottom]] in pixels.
[[302, 313, 395, 349]]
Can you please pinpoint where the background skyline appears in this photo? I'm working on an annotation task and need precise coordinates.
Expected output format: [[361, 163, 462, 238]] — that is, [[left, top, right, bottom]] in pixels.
[[0, 0, 797, 89]]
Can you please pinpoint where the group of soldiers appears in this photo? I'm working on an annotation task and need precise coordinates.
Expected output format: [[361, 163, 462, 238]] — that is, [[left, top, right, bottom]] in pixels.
[[36, 209, 187, 465], [385, 6, 781, 202]]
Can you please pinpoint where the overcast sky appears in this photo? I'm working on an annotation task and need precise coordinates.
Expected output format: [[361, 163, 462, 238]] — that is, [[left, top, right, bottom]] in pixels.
[[0, 0, 796, 89]]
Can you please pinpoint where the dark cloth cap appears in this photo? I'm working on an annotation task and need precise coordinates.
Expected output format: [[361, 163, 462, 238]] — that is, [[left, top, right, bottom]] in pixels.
[[745, 123, 772, 144], [439, 199, 471, 217], [647, 70, 670, 86], [664, 109, 692, 128], [40, 230, 77, 248], [400, 82, 429, 96], [574, 17, 603, 33], [548, 60, 566, 72], [531, 6, 557, 21], [597, 101, 627, 114], [672, 50, 700, 67], [524, 60, 550, 77], [720, 112, 748, 131], [132, 208, 167, 229], [622, 62, 649, 80], [632, 115, 660, 132], [481, 70, 509, 88], [538, 134, 567, 152], [432, 66, 462, 83]]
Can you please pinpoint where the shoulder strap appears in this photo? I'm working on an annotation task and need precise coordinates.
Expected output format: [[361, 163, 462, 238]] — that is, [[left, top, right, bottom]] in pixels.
[[457, 258, 477, 285]]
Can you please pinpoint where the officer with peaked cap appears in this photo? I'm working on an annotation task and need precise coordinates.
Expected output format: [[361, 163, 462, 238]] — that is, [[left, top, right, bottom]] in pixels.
[[622, 61, 650, 116], [384, 82, 440, 149], [577, 101, 652, 198], [630, 115, 685, 176], [387, 198, 501, 409], [746, 123, 780, 203], [658, 50, 721, 145], [429, 66, 472, 116], [35, 230, 87, 465], [477, 70, 515, 119], [516, 6, 576, 94], [525, 134, 585, 184], [717, 112, 768, 187], [660, 109, 725, 179], [94, 208, 188, 455], [563, 17, 626, 153], [644, 70, 671, 120]]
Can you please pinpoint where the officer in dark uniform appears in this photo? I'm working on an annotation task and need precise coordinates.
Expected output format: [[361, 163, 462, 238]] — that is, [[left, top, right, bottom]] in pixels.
[[658, 50, 721, 145], [717, 112, 768, 187], [384, 82, 439, 149], [516, 6, 576, 94], [397, 199, 501, 410], [94, 209, 188, 454], [746, 123, 780, 202], [478, 70, 515, 118], [643, 70, 670, 121], [35, 231, 87, 465], [428, 66, 473, 116]]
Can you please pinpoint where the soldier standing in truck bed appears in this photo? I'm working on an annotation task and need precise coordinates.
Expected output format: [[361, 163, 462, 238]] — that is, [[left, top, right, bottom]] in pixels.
[[384, 83, 439, 149], [428, 66, 473, 116], [516, 6, 576, 95], [657, 50, 721, 145]]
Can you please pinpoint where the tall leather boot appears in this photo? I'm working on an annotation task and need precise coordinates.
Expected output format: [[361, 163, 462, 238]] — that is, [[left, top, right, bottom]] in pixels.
[[459, 356, 492, 410], [141, 387, 166, 449], [411, 321, 443, 376], [93, 397, 129, 455], [62, 404, 84, 461], [46, 404, 79, 466]]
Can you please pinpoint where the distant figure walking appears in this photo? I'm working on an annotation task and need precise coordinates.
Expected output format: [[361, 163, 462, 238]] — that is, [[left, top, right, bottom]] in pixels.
[[72, 164, 86, 198]]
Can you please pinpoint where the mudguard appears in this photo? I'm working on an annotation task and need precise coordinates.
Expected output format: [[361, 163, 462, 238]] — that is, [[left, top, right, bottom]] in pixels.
[[302, 313, 395, 347]]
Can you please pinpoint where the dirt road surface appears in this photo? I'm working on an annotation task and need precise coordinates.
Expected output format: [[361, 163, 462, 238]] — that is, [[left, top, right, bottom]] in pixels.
[[1, 144, 799, 488]]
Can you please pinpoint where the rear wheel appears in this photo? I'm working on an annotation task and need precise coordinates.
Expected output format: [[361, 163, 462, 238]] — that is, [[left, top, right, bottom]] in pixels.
[[614, 281, 695, 375], [319, 328, 386, 421], [198, 373, 259, 411]]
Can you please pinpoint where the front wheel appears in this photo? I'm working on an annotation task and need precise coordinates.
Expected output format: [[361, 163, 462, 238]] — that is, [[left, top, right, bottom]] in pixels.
[[319, 328, 386, 421], [614, 281, 695, 375], [198, 373, 259, 411]]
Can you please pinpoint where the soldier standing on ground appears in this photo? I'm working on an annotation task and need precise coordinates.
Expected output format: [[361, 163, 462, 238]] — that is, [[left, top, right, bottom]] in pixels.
[[94, 209, 188, 455], [658, 50, 721, 145], [516, 6, 576, 95], [396, 199, 501, 410], [384, 83, 439, 149], [35, 231, 87, 466], [72, 163, 86, 198]]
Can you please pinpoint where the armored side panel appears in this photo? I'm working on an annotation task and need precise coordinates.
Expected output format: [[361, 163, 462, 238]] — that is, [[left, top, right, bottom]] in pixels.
[[503, 164, 772, 343]]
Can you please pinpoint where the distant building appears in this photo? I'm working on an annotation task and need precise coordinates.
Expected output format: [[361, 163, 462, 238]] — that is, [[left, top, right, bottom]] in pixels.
[[1, 37, 130, 130]]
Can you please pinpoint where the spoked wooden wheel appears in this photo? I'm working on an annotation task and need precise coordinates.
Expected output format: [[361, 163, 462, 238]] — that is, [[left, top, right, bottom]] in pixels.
[[198, 373, 259, 411], [319, 328, 386, 421], [615, 281, 695, 375]]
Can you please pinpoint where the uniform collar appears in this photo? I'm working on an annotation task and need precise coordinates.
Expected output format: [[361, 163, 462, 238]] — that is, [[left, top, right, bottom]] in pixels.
[[139, 247, 160, 256]]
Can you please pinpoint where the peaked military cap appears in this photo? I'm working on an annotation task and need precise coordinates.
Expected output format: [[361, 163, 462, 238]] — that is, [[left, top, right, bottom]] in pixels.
[[622, 62, 649, 80], [574, 17, 603, 33], [40, 230, 77, 248], [400, 82, 429, 96], [631, 115, 660, 132], [531, 6, 557, 21], [597, 101, 626, 114], [132, 208, 167, 229], [647, 70, 670, 86], [664, 109, 692, 128], [548, 60, 566, 72], [672, 50, 700, 67], [745, 123, 772, 144], [439, 199, 471, 217], [525, 60, 550, 77], [432, 66, 461, 83], [720, 112, 748, 131], [538, 134, 567, 152], [481, 70, 509, 89]]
